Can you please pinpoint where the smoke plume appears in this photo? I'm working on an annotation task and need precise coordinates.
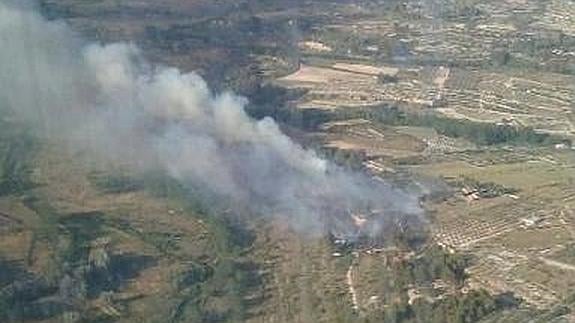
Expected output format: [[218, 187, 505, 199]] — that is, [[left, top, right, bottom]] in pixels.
[[0, 1, 421, 236]]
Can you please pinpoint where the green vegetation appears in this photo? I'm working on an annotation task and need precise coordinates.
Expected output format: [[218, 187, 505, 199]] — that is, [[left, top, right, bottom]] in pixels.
[[0, 116, 260, 323], [379, 247, 520, 323], [0, 119, 37, 196], [356, 246, 519, 323], [406, 289, 520, 323], [23, 195, 61, 268], [351, 107, 559, 147], [248, 85, 332, 131], [89, 171, 261, 322], [88, 172, 144, 194], [59, 212, 106, 265], [450, 176, 519, 198], [248, 86, 564, 148], [4, 0, 574, 321], [129, 174, 261, 323], [409, 246, 469, 286], [320, 147, 366, 170]]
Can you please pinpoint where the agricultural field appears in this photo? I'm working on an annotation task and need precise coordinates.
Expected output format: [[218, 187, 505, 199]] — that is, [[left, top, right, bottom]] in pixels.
[[267, 0, 575, 320], [1, 0, 574, 322]]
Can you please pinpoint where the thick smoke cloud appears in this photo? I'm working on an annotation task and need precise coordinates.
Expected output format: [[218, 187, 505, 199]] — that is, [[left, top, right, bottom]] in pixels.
[[0, 1, 421, 236]]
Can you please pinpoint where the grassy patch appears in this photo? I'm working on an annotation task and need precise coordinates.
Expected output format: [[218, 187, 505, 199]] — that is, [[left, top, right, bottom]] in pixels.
[[88, 172, 144, 194]]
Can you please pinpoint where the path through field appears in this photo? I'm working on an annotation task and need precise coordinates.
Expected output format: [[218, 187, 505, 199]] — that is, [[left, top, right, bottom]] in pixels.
[[347, 255, 360, 313]]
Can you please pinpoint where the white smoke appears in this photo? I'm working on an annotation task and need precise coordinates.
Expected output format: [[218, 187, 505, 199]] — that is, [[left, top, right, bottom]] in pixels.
[[0, 0, 422, 236]]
